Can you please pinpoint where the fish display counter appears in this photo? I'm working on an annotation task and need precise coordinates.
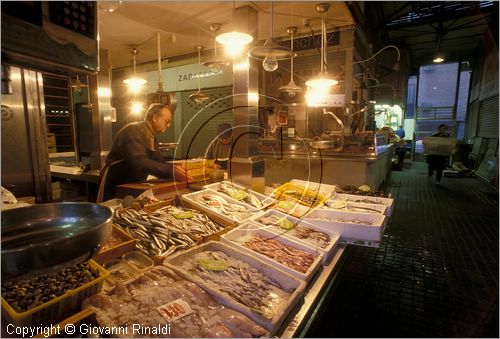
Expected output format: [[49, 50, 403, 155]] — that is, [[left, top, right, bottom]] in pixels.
[[1, 181, 392, 337], [259, 132, 394, 189]]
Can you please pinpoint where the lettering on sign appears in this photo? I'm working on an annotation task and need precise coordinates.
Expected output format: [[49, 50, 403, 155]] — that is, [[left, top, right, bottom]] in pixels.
[[279, 31, 340, 52], [178, 70, 222, 83]]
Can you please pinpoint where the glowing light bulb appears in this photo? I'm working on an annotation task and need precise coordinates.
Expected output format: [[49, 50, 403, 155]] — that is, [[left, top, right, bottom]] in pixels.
[[262, 55, 278, 72], [130, 101, 143, 115], [123, 77, 147, 94]]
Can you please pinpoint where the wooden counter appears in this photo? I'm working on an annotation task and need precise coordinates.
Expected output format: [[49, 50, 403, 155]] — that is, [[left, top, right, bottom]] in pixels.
[[115, 180, 187, 199]]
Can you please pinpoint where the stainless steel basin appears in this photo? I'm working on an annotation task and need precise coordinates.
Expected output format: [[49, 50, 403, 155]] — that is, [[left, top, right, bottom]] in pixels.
[[1, 202, 113, 280]]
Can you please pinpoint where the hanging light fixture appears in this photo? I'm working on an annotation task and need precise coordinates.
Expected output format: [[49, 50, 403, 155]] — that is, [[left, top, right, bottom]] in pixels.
[[433, 22, 446, 63], [98, 1, 122, 13], [249, 2, 295, 72], [189, 46, 210, 104], [279, 27, 302, 96], [305, 3, 337, 106], [123, 47, 147, 93], [202, 23, 230, 72], [433, 53, 445, 63], [216, 2, 253, 57], [353, 45, 401, 71]]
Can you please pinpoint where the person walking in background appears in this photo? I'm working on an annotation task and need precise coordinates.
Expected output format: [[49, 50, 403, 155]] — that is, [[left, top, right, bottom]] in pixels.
[[427, 124, 450, 185], [395, 125, 406, 139]]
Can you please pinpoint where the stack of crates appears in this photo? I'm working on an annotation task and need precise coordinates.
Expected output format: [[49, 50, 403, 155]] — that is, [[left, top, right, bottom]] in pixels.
[[47, 133, 57, 153]]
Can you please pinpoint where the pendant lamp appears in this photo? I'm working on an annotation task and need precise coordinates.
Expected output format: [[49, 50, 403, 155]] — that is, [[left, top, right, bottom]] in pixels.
[[279, 27, 302, 96], [249, 2, 295, 72], [202, 23, 230, 72], [189, 46, 210, 104], [216, 2, 253, 56], [123, 47, 147, 93], [305, 3, 337, 91]]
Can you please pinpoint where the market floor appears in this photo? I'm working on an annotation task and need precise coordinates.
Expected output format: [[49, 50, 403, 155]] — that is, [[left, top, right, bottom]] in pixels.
[[310, 161, 499, 338]]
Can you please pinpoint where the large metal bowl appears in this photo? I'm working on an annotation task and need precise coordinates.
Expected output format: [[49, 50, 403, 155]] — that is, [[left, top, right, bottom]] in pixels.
[[1, 202, 113, 280]]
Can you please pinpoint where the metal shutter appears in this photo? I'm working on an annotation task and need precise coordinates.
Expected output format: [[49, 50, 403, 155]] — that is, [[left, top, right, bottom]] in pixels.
[[478, 96, 499, 138], [176, 86, 233, 158]]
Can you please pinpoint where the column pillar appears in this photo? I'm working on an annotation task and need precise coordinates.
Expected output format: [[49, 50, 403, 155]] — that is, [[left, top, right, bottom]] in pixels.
[[229, 6, 265, 192]]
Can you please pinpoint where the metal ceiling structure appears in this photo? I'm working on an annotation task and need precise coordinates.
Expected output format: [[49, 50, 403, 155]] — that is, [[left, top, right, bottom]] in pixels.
[[98, 1, 354, 69], [361, 1, 498, 72]]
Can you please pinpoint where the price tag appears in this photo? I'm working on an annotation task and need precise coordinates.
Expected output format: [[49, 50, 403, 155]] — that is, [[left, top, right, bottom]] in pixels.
[[157, 298, 193, 322]]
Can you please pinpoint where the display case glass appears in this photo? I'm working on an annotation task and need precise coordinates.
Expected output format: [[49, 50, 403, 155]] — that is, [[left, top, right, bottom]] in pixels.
[[258, 131, 387, 158], [257, 103, 388, 158]]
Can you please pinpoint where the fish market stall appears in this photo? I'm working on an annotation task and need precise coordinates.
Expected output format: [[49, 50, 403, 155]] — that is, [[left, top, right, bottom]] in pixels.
[[1, 180, 392, 338]]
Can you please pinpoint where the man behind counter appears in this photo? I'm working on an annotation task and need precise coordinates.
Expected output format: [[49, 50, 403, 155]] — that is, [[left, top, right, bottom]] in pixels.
[[97, 103, 191, 202]]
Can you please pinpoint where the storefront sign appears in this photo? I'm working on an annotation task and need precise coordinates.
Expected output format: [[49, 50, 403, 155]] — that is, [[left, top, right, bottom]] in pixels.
[[279, 31, 340, 52], [140, 62, 232, 92], [327, 94, 345, 107]]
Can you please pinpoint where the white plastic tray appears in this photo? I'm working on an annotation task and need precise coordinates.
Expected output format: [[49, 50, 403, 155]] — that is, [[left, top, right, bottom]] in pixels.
[[180, 189, 259, 227], [250, 209, 340, 264], [290, 179, 336, 199], [303, 209, 387, 242], [332, 193, 394, 216], [204, 181, 275, 210], [220, 224, 323, 282], [163, 241, 306, 335], [322, 199, 387, 215]]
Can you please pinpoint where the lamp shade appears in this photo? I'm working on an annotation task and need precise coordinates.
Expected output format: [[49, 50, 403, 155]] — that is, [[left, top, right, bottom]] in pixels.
[[249, 38, 296, 60], [279, 80, 303, 95], [216, 31, 253, 47], [305, 71, 338, 88], [433, 53, 445, 63]]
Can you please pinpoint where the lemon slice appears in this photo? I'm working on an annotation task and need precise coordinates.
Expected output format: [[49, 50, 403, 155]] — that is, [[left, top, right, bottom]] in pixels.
[[229, 190, 248, 201], [199, 259, 228, 271], [278, 200, 294, 210], [332, 200, 348, 209], [172, 211, 195, 219], [278, 218, 294, 230], [358, 185, 371, 192]]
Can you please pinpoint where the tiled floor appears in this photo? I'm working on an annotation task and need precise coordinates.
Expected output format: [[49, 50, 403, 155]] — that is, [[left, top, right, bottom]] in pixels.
[[310, 161, 499, 338]]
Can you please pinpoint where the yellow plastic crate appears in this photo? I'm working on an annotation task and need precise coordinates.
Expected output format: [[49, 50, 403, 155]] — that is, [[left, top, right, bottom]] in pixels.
[[273, 182, 327, 208], [93, 225, 137, 265], [1, 260, 108, 327]]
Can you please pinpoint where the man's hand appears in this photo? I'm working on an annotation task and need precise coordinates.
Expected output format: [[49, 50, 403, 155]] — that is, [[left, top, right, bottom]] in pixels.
[[213, 163, 221, 169], [173, 165, 194, 183]]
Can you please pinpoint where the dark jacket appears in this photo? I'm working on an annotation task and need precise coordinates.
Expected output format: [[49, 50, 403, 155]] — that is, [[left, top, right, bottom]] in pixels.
[[97, 121, 173, 201]]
